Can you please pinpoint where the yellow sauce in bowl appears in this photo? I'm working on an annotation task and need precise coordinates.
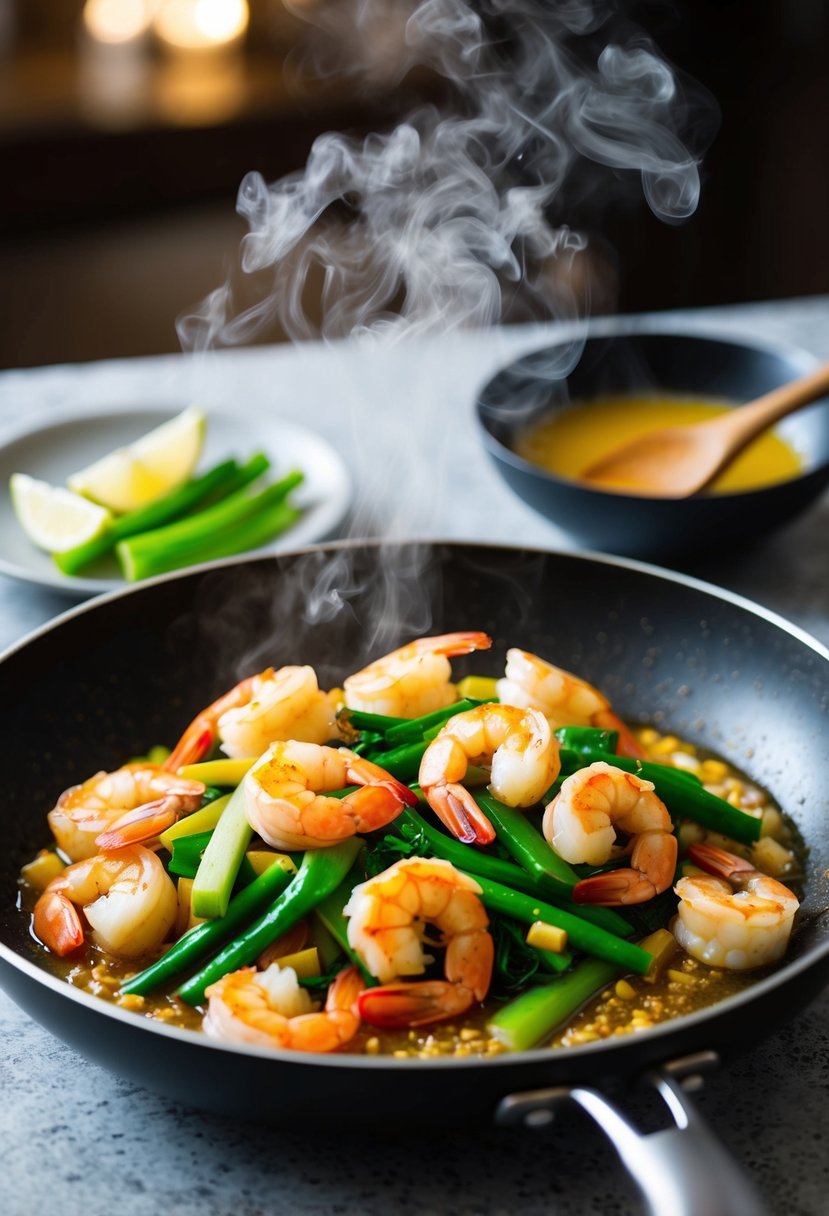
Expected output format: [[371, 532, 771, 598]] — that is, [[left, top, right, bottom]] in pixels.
[[516, 394, 802, 493]]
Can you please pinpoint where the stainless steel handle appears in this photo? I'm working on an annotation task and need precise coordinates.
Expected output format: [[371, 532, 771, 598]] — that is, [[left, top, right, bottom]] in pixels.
[[496, 1055, 768, 1216]]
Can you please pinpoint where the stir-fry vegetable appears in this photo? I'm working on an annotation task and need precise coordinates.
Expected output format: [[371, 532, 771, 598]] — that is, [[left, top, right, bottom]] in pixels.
[[19, 631, 801, 1060]]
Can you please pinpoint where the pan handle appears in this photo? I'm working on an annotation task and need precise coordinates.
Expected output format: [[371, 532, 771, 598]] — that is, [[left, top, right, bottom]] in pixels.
[[496, 1057, 768, 1216]]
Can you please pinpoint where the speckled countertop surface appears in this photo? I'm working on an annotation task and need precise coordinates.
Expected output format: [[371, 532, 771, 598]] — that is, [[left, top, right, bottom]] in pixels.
[[2, 297, 828, 1216]]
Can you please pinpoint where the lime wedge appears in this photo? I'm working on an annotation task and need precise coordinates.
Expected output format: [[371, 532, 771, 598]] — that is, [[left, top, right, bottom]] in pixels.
[[10, 473, 112, 554], [67, 405, 206, 513]]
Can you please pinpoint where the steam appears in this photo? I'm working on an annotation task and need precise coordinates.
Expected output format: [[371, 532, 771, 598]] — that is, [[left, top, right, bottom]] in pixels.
[[178, 0, 713, 350], [177, 1, 715, 656]]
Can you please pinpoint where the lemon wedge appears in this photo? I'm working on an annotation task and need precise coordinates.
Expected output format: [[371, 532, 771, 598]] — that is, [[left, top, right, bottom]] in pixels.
[[10, 473, 113, 553], [67, 405, 206, 513]]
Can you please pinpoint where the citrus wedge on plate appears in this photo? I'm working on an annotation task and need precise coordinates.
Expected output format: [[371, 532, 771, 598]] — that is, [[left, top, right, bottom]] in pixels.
[[67, 405, 206, 513], [10, 473, 112, 554]]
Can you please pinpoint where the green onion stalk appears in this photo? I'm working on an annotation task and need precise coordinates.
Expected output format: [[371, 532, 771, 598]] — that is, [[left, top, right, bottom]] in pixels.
[[54, 454, 270, 575]]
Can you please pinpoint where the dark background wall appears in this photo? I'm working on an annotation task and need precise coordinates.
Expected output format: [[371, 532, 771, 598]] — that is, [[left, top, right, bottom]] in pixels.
[[1, 0, 827, 369]]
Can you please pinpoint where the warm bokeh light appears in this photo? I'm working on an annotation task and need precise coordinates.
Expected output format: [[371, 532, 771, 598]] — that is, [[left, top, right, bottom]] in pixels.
[[83, 0, 155, 45], [153, 0, 250, 52]]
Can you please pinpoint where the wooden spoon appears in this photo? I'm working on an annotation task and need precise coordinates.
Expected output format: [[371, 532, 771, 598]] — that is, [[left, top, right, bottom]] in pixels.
[[581, 360, 829, 497]]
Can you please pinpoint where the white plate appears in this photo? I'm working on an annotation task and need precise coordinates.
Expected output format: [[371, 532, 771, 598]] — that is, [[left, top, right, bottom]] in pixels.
[[0, 403, 351, 596]]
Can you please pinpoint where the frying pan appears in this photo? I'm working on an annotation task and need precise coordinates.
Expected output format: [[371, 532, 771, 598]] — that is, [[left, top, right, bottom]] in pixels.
[[2, 541, 828, 1216]]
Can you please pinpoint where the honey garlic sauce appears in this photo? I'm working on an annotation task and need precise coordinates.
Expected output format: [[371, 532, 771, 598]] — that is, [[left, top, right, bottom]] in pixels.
[[516, 393, 802, 493]]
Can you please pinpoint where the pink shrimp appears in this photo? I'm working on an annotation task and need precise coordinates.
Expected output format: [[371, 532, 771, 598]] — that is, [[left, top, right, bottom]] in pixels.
[[203, 964, 364, 1053], [344, 857, 494, 1028], [48, 763, 205, 860], [342, 631, 492, 719], [418, 703, 560, 845], [164, 665, 338, 770], [543, 761, 677, 905], [244, 741, 419, 851], [32, 846, 178, 959]]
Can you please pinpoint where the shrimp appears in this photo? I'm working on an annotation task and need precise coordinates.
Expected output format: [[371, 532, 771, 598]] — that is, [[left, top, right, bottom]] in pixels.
[[164, 665, 338, 770], [32, 845, 178, 959], [48, 764, 205, 861], [543, 760, 677, 905], [344, 857, 494, 1028], [244, 740, 419, 851], [418, 703, 560, 845], [203, 964, 364, 1053], [497, 648, 646, 759], [673, 843, 799, 971], [342, 631, 492, 719]]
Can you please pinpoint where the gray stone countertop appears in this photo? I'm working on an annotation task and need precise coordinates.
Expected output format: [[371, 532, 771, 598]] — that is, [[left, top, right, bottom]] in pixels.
[[2, 297, 829, 1216]]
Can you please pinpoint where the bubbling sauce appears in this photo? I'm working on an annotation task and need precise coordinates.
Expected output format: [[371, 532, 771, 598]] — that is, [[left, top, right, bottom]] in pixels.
[[516, 393, 802, 493]]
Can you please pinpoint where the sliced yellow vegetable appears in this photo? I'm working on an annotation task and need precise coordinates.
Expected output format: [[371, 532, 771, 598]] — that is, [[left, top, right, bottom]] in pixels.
[[640, 928, 678, 981], [159, 794, 231, 852], [246, 850, 297, 878], [20, 849, 65, 892], [272, 947, 321, 979], [526, 920, 568, 954], [175, 876, 205, 936], [177, 757, 257, 785], [455, 675, 499, 701]]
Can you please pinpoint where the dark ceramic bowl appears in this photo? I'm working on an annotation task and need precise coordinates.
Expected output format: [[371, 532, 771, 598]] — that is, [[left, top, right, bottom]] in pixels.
[[476, 330, 829, 559]]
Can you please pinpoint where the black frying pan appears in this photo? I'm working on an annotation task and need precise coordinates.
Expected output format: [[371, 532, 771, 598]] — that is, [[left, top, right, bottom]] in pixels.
[[2, 542, 828, 1216]]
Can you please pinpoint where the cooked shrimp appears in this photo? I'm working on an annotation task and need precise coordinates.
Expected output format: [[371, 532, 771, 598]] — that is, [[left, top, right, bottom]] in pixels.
[[344, 857, 494, 1028], [48, 764, 205, 861], [32, 845, 178, 959], [203, 964, 364, 1053], [543, 760, 677, 905], [673, 843, 799, 970], [342, 631, 492, 719], [165, 666, 339, 770], [418, 703, 560, 845], [244, 741, 419, 851], [497, 648, 645, 759]]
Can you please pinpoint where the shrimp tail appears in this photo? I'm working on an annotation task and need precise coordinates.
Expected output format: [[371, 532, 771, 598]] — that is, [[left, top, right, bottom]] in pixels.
[[573, 832, 678, 905], [426, 783, 496, 845], [164, 671, 272, 771], [573, 868, 661, 906], [357, 979, 476, 1028], [687, 842, 757, 883], [429, 631, 493, 658], [32, 889, 85, 957], [94, 793, 201, 851], [345, 756, 420, 809], [164, 724, 214, 771]]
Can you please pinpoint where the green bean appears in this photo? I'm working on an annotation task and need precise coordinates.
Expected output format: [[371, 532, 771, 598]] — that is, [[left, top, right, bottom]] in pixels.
[[119, 858, 294, 997], [177, 840, 361, 1005], [53, 457, 265, 575], [467, 873, 653, 974], [474, 791, 579, 889], [117, 470, 303, 581]]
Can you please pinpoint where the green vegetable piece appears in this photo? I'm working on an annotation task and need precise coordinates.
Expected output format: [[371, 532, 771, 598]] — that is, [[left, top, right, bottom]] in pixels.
[[474, 791, 580, 890], [363, 739, 429, 783], [53, 456, 267, 575], [469, 873, 653, 975], [190, 783, 253, 919], [177, 839, 362, 1005], [120, 859, 294, 997], [554, 726, 619, 755], [383, 698, 487, 746], [488, 958, 619, 1052], [117, 469, 303, 582]]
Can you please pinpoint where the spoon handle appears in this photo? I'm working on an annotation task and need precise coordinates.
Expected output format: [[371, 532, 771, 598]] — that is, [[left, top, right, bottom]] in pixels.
[[713, 360, 829, 448]]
